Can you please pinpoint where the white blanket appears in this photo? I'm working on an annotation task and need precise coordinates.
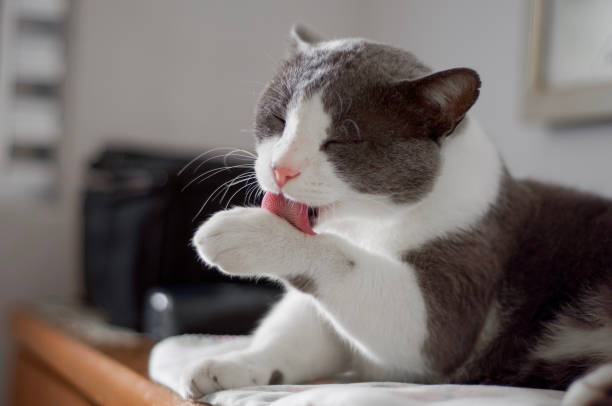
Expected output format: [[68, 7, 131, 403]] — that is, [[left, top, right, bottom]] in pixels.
[[148, 335, 565, 406]]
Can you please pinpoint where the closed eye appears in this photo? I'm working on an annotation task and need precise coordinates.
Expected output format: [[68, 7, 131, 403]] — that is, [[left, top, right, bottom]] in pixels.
[[321, 139, 366, 150], [273, 114, 286, 125]]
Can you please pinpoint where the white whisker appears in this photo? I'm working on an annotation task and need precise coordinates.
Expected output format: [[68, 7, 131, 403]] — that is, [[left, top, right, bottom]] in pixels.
[[192, 173, 255, 221], [193, 150, 254, 174], [182, 165, 254, 192], [245, 183, 262, 205], [224, 181, 257, 210], [344, 119, 361, 139], [216, 172, 256, 204], [178, 147, 254, 176]]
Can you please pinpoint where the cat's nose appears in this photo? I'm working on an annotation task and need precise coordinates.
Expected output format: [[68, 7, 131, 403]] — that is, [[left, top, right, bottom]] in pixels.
[[272, 166, 301, 188]]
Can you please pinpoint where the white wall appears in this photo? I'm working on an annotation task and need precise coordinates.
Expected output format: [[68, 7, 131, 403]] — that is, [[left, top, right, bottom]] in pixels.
[[65, 0, 367, 157], [2, 0, 612, 402], [0, 199, 76, 403]]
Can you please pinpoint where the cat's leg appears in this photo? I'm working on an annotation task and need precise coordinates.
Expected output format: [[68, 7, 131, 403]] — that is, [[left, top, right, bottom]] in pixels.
[[562, 363, 612, 406], [195, 207, 428, 380], [149, 334, 251, 393], [179, 290, 350, 399]]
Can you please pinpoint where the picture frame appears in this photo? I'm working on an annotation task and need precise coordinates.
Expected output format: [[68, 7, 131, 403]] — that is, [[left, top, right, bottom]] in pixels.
[[525, 0, 612, 123]]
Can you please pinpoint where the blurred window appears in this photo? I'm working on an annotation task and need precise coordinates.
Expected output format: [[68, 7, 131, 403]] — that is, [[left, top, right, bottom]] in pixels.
[[0, 0, 69, 199]]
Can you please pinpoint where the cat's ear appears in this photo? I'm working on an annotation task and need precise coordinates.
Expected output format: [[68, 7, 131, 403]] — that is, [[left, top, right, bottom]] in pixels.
[[405, 68, 481, 138], [289, 24, 323, 54]]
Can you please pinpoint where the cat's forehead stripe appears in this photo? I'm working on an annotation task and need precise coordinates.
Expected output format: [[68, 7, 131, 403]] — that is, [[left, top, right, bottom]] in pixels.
[[283, 40, 366, 100], [285, 91, 329, 145], [278, 41, 432, 117]]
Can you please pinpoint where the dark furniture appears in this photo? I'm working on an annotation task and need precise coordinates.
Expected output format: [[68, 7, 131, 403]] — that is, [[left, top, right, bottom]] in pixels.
[[83, 147, 280, 337]]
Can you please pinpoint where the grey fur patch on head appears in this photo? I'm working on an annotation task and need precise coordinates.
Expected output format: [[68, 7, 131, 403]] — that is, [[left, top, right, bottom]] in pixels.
[[254, 26, 481, 203]]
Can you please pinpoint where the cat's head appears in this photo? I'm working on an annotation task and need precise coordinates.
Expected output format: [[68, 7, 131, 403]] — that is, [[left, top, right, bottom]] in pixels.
[[253, 25, 481, 225]]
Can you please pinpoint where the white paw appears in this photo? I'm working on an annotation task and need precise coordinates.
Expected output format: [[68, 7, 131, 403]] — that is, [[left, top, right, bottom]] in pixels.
[[148, 335, 252, 399], [179, 354, 275, 400], [562, 363, 612, 406], [193, 207, 307, 276]]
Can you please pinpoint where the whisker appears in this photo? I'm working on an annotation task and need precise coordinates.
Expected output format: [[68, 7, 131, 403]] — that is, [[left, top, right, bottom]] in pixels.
[[193, 150, 255, 174], [344, 119, 361, 139], [182, 164, 254, 192], [246, 183, 262, 205], [215, 172, 255, 193], [216, 172, 256, 204], [335, 91, 344, 121], [178, 147, 254, 176], [192, 174, 254, 221], [244, 183, 257, 205], [224, 180, 257, 210], [197, 164, 254, 179], [345, 96, 352, 115]]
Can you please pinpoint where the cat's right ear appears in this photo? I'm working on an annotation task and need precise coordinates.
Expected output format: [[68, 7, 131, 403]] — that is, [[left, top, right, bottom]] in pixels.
[[401, 68, 481, 139], [289, 24, 322, 55]]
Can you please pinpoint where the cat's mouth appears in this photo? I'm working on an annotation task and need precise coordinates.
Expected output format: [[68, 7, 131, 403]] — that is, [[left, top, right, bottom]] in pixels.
[[261, 192, 322, 235], [307, 206, 319, 228]]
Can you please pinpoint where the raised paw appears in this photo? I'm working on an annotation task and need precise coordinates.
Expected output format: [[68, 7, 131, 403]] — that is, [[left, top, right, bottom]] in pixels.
[[179, 355, 277, 400], [192, 207, 309, 276]]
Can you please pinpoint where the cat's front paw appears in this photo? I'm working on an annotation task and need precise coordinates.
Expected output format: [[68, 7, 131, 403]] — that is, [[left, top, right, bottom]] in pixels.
[[179, 354, 275, 400], [562, 363, 612, 406], [193, 207, 309, 276]]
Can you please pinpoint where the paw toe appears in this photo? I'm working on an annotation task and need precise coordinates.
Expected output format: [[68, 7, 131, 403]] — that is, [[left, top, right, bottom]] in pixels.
[[186, 378, 204, 400]]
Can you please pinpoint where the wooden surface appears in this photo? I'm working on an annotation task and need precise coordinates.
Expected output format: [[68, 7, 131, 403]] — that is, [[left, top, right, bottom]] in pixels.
[[10, 307, 205, 406], [12, 350, 93, 406]]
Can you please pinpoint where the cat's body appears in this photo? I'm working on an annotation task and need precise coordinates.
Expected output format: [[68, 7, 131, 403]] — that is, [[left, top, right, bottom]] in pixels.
[[417, 172, 612, 389], [149, 27, 612, 405]]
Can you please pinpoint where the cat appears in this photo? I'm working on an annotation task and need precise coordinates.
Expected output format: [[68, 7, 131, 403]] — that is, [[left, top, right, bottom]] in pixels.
[[149, 25, 612, 406]]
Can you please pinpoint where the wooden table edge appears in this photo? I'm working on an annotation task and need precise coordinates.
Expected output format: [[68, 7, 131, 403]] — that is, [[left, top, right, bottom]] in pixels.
[[10, 307, 205, 406]]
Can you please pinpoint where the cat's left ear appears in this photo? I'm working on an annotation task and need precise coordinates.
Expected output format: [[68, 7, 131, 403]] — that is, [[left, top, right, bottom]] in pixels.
[[289, 24, 323, 54], [404, 68, 481, 138]]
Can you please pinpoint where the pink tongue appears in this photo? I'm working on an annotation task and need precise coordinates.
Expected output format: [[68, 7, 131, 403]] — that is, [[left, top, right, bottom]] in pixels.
[[262, 192, 316, 235]]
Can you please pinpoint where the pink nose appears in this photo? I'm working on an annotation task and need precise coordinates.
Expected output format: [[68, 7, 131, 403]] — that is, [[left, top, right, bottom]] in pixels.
[[273, 166, 300, 188]]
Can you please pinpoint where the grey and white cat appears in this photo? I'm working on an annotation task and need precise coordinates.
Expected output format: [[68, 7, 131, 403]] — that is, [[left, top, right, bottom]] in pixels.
[[150, 26, 612, 405]]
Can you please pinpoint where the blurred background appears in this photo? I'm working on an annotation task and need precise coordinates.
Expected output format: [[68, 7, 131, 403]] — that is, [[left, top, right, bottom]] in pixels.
[[1, 0, 612, 403]]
